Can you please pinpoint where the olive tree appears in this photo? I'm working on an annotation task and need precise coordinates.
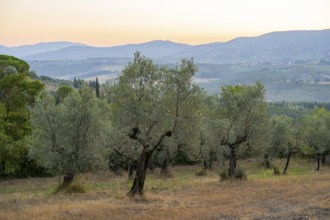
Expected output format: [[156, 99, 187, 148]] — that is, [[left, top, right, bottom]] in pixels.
[[264, 115, 299, 174], [218, 82, 269, 177], [29, 85, 109, 187], [110, 52, 201, 196], [198, 94, 223, 171], [301, 108, 330, 171], [158, 62, 203, 175]]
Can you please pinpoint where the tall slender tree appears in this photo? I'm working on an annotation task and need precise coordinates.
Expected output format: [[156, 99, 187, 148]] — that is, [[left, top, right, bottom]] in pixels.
[[95, 77, 100, 98]]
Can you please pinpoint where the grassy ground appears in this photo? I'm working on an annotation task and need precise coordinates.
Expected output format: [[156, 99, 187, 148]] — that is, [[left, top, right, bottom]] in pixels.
[[0, 159, 329, 219]]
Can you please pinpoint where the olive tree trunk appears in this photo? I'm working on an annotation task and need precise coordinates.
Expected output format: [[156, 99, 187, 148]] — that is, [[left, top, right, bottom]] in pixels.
[[316, 153, 321, 171], [321, 153, 326, 166], [207, 150, 216, 170], [208, 159, 213, 170], [62, 172, 74, 187], [0, 161, 5, 176], [127, 128, 172, 196], [263, 153, 271, 169], [202, 159, 208, 171], [221, 135, 246, 177], [228, 146, 237, 177], [282, 150, 291, 175], [160, 157, 170, 177], [128, 159, 134, 180], [127, 149, 152, 196]]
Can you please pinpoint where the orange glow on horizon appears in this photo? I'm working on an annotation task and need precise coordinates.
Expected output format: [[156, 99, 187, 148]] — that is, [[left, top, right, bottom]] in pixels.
[[1, 0, 329, 47]]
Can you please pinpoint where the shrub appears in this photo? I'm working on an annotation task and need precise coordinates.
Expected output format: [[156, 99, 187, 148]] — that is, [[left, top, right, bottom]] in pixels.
[[273, 166, 280, 175], [65, 183, 86, 193], [53, 177, 87, 194], [301, 145, 315, 158], [220, 170, 228, 181], [324, 155, 330, 166], [160, 169, 175, 179], [195, 169, 207, 176], [234, 167, 247, 180]]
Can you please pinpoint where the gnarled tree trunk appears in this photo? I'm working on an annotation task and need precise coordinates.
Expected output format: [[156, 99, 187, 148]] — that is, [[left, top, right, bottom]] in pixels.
[[228, 146, 237, 176], [208, 160, 213, 170], [208, 150, 216, 170], [62, 172, 74, 187], [221, 135, 246, 177], [0, 161, 5, 176], [282, 150, 291, 175], [128, 159, 134, 180], [160, 147, 171, 177], [262, 152, 272, 169], [202, 159, 208, 171], [160, 157, 169, 177], [321, 153, 326, 166], [127, 149, 152, 196], [316, 153, 321, 171], [127, 127, 172, 196]]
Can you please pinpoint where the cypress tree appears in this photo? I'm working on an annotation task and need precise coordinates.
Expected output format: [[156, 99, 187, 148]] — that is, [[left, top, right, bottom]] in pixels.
[[96, 77, 100, 98]]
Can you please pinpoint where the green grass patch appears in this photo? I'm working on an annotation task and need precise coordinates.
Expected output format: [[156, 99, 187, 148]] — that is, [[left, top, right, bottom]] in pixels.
[[0, 159, 326, 202]]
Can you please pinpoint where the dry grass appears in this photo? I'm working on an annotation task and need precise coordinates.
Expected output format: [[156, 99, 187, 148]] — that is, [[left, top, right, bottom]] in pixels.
[[0, 160, 329, 220]]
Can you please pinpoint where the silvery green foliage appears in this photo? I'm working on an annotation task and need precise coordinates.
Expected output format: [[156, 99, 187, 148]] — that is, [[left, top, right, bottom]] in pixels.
[[270, 115, 296, 156], [161, 59, 204, 163], [218, 82, 270, 155], [199, 94, 224, 165], [29, 84, 109, 175], [301, 108, 330, 155], [109, 52, 203, 154], [300, 108, 330, 170]]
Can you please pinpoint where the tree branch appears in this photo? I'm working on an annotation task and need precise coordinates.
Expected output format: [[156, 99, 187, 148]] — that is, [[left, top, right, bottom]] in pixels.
[[128, 126, 148, 148], [152, 130, 172, 151]]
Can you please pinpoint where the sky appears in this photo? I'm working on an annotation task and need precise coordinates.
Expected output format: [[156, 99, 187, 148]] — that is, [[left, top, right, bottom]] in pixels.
[[1, 0, 329, 47]]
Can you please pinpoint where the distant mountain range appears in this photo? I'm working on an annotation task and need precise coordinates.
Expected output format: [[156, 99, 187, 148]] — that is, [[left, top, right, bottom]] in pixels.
[[169, 30, 330, 64], [0, 40, 191, 61], [1, 29, 330, 64], [2, 29, 330, 102], [0, 42, 87, 58]]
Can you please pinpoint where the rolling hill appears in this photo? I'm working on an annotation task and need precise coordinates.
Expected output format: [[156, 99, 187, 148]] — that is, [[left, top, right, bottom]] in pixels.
[[1, 30, 329, 63], [0, 41, 87, 58], [6, 40, 191, 61], [167, 29, 330, 64], [1, 29, 330, 102]]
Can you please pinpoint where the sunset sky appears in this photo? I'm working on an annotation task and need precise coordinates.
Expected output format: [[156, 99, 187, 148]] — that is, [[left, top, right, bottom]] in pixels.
[[1, 0, 329, 47]]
